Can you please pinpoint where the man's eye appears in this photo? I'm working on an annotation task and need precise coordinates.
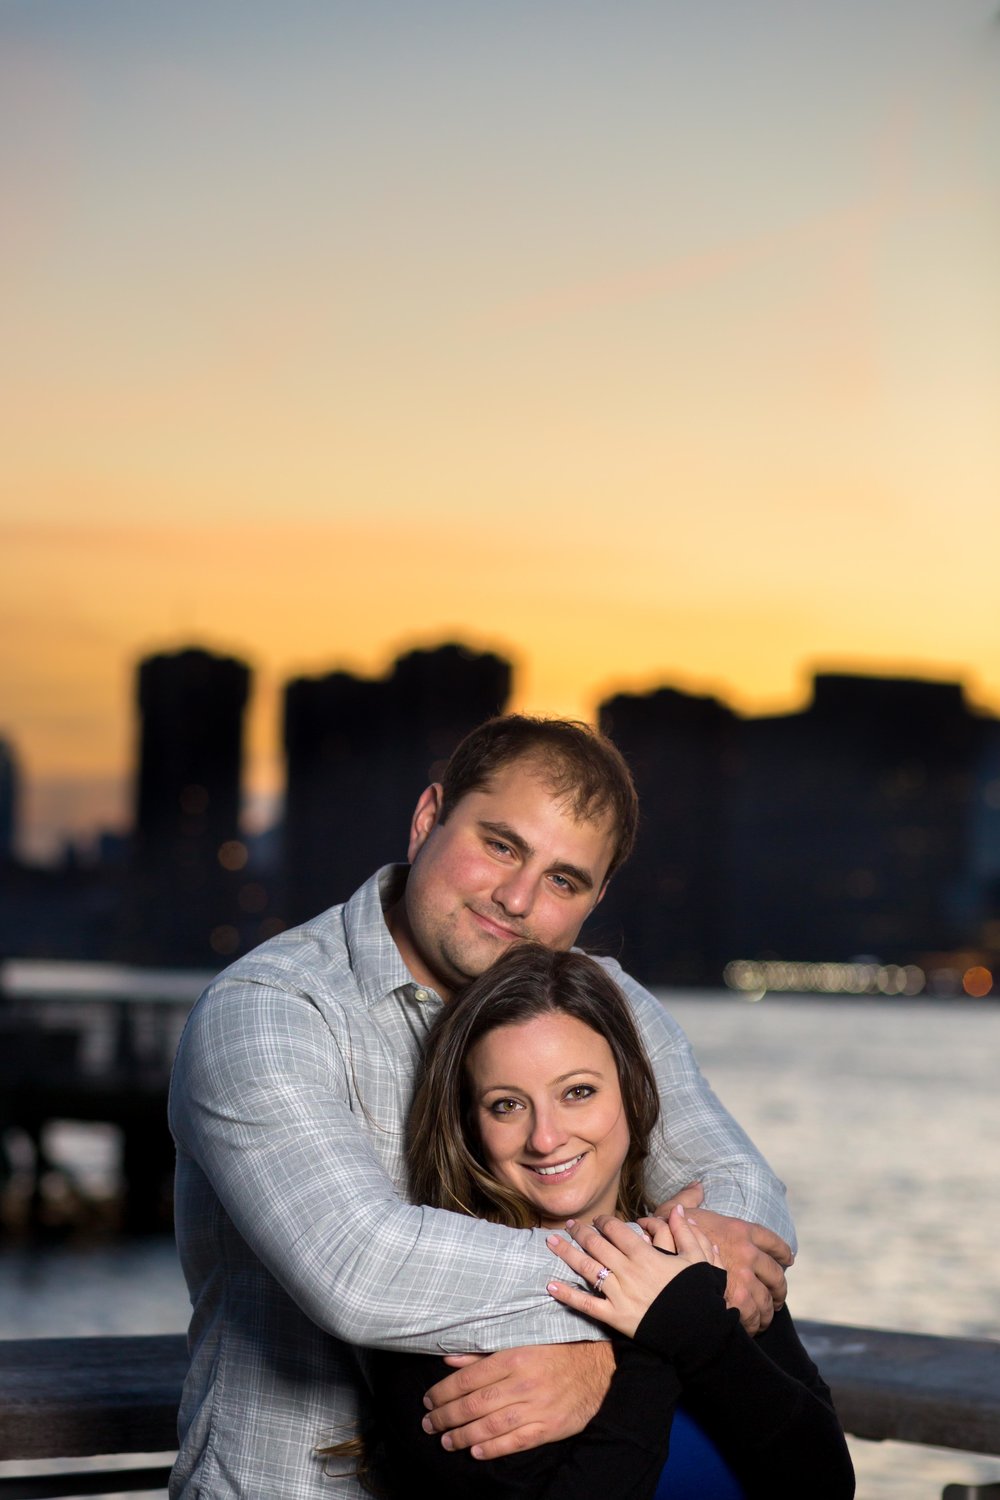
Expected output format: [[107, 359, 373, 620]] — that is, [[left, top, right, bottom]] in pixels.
[[550, 874, 576, 893], [488, 840, 512, 856]]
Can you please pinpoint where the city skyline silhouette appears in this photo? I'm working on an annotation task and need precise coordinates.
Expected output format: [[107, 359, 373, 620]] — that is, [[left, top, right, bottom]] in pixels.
[[2, 639, 998, 993]]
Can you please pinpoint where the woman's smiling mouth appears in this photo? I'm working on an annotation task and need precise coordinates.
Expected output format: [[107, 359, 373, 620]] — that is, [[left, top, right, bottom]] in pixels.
[[529, 1154, 585, 1178]]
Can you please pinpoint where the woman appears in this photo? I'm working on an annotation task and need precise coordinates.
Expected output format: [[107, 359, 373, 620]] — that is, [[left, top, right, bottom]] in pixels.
[[357, 943, 855, 1499]]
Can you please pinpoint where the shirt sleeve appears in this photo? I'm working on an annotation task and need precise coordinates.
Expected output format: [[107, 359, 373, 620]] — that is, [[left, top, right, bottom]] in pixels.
[[169, 973, 606, 1354], [601, 960, 797, 1251]]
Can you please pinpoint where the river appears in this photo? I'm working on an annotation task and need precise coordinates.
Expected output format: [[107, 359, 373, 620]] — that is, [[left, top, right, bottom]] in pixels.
[[2, 990, 999, 1499]]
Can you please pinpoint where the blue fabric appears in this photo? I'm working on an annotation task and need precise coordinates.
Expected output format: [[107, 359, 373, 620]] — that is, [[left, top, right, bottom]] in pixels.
[[654, 1407, 746, 1499]]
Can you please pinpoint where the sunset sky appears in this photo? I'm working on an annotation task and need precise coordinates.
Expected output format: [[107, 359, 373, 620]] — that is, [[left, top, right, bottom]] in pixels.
[[2, 1, 998, 860]]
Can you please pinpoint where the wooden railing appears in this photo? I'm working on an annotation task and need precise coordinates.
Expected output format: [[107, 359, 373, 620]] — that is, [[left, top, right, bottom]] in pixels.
[[1, 1323, 999, 1498]]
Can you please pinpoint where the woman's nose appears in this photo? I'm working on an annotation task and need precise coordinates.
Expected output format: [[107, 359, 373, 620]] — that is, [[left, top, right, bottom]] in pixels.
[[527, 1107, 568, 1156]]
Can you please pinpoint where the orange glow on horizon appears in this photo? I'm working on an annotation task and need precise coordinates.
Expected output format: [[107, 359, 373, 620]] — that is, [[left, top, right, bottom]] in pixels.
[[2, 4, 998, 859]]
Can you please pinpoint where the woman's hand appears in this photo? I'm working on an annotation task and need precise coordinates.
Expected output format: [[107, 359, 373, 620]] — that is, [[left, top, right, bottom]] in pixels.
[[545, 1205, 722, 1339], [636, 1213, 682, 1252]]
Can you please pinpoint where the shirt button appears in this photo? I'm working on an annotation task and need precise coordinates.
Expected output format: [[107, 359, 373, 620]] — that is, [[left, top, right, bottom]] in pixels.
[[412, 987, 430, 1003]]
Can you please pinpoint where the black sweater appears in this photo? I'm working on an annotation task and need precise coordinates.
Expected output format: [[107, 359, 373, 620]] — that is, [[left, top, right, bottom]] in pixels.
[[367, 1262, 855, 1499]]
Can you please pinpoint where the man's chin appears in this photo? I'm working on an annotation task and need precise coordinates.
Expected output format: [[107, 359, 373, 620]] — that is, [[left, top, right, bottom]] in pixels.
[[444, 931, 522, 984]]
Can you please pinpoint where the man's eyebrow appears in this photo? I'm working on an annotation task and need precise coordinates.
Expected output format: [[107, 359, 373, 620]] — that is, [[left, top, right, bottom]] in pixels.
[[478, 820, 532, 858], [478, 820, 595, 892], [551, 862, 595, 893]]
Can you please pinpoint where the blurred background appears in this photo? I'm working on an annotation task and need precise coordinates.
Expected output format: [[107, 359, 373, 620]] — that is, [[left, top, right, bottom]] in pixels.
[[1, 4, 999, 1494]]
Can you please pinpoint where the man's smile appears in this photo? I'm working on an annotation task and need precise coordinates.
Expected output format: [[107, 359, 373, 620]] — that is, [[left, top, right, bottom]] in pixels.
[[468, 906, 524, 941]]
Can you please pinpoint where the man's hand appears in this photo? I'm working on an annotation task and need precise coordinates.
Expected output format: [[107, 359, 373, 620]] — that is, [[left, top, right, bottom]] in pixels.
[[651, 1181, 705, 1218], [672, 1205, 794, 1334], [420, 1341, 615, 1460]]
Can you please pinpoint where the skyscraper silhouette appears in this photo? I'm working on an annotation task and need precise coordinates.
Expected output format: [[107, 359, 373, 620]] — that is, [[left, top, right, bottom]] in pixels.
[[0, 737, 17, 864], [122, 646, 251, 965], [597, 687, 739, 983], [727, 674, 993, 965], [282, 642, 511, 922], [597, 671, 999, 983]]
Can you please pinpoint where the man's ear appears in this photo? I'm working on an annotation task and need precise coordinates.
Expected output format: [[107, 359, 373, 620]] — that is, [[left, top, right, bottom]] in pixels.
[[407, 783, 445, 863], [593, 879, 610, 909]]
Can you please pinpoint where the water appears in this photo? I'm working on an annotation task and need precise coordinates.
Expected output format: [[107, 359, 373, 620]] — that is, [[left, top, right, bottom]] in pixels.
[[3, 991, 1000, 1499], [666, 991, 1000, 1499]]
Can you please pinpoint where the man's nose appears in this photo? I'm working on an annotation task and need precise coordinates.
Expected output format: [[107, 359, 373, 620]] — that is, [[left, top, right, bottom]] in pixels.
[[493, 866, 536, 918]]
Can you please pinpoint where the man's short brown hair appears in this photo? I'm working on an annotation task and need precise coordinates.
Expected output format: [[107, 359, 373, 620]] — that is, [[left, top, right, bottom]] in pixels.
[[439, 714, 639, 881]]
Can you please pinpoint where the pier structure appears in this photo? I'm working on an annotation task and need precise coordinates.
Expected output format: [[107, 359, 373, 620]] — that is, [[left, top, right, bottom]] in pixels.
[[0, 961, 208, 1236]]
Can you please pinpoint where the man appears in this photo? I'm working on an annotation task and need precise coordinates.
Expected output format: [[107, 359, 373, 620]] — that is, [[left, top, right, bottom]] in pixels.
[[168, 715, 794, 1498]]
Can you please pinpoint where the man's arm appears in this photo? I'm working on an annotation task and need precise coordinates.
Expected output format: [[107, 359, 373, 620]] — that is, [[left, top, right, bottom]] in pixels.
[[599, 960, 797, 1332], [169, 971, 602, 1354], [604, 958, 797, 1251]]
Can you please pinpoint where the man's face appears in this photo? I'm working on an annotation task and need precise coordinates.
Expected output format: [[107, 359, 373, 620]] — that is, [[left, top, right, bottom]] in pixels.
[[387, 756, 616, 999]]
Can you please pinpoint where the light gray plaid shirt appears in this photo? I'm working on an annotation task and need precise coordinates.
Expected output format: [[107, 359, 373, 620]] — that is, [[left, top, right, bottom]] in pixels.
[[168, 865, 794, 1499]]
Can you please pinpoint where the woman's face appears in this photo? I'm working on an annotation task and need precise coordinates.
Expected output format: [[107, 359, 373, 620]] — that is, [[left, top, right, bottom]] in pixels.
[[466, 1011, 630, 1230]]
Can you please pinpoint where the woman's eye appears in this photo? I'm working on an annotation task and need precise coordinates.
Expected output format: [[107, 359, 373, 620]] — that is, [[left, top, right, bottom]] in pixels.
[[490, 1097, 522, 1115], [566, 1085, 595, 1101]]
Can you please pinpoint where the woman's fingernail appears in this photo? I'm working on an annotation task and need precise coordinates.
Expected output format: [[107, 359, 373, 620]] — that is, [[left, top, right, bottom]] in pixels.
[[677, 1203, 685, 1217], [547, 1281, 561, 1294]]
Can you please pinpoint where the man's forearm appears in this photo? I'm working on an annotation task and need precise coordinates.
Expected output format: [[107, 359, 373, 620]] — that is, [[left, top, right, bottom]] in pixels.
[[172, 985, 610, 1355], [694, 1164, 796, 1252], [606, 960, 797, 1253]]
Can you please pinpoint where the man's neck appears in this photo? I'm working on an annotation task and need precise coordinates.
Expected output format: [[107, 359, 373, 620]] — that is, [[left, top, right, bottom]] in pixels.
[[383, 883, 452, 1001]]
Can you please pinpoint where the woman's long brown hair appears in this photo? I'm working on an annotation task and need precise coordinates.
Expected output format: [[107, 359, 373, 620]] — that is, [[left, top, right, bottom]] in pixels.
[[407, 941, 660, 1227]]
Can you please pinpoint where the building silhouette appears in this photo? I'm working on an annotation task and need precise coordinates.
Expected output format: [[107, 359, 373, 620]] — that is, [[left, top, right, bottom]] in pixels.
[[726, 674, 995, 966], [0, 737, 16, 864], [596, 688, 740, 983], [597, 672, 1000, 984], [119, 646, 251, 966], [282, 642, 511, 923]]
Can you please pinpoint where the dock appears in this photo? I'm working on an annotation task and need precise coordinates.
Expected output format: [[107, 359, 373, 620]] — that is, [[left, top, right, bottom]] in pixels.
[[0, 960, 213, 1234]]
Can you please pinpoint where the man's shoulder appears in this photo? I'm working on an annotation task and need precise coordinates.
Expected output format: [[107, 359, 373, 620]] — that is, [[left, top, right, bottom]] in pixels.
[[578, 951, 688, 1040], [190, 865, 410, 1016], [208, 900, 352, 988], [580, 949, 651, 1002]]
